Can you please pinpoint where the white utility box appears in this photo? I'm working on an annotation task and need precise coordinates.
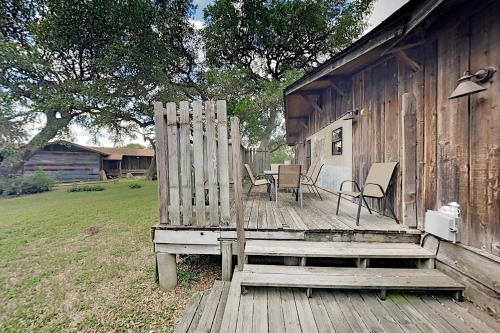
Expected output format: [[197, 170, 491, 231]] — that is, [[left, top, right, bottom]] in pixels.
[[424, 210, 460, 243]]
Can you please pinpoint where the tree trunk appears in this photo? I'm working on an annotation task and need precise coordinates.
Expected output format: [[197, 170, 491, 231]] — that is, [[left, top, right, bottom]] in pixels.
[[146, 154, 156, 181], [0, 112, 72, 180], [145, 140, 156, 181]]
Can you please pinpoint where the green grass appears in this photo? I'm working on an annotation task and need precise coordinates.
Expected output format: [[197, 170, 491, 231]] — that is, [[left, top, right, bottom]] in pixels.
[[0, 179, 219, 332]]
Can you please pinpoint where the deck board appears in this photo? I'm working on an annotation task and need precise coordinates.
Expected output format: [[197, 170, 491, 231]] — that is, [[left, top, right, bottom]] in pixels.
[[240, 265, 464, 291], [177, 277, 500, 333], [156, 187, 421, 239], [245, 240, 436, 258]]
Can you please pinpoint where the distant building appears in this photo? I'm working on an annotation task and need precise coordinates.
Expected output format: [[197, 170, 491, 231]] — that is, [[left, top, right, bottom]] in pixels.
[[24, 141, 154, 181]]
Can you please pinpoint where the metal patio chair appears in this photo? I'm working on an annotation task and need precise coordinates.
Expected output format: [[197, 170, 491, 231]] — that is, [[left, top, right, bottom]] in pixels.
[[302, 163, 324, 200], [335, 162, 398, 225], [244, 164, 270, 196], [274, 164, 302, 208], [303, 160, 318, 183]]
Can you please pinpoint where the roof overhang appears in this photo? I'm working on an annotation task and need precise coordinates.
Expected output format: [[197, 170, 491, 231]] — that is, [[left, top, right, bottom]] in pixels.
[[283, 0, 447, 145]]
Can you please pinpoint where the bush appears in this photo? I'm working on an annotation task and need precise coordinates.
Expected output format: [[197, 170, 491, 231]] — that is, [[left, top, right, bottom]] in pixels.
[[67, 184, 105, 192], [0, 170, 56, 196], [128, 183, 142, 189]]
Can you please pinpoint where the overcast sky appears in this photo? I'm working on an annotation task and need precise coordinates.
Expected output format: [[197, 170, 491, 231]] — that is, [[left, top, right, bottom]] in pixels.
[[71, 0, 408, 147]]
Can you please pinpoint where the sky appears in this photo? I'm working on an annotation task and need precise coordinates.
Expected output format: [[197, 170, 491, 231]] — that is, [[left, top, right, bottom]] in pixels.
[[70, 0, 408, 147]]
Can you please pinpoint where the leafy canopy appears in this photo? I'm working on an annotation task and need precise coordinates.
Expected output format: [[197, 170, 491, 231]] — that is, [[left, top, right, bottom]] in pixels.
[[203, 0, 373, 150], [203, 0, 373, 80]]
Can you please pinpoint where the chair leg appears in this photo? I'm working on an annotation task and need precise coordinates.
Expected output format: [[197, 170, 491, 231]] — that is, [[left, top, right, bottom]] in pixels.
[[362, 196, 372, 214], [247, 183, 253, 196], [295, 188, 299, 201], [300, 184, 303, 208], [313, 185, 322, 200], [275, 184, 278, 208], [384, 196, 399, 223], [356, 194, 364, 226], [336, 193, 342, 215]]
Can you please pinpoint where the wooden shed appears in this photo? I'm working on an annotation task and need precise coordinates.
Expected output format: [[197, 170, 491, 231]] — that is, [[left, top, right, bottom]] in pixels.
[[284, 0, 499, 313], [24, 142, 154, 181], [24, 141, 106, 181]]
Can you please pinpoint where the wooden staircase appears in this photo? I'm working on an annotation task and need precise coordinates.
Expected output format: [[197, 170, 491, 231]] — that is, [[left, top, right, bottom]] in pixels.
[[241, 240, 464, 300]]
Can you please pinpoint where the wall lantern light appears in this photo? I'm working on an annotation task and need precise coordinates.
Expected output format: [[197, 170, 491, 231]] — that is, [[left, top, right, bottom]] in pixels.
[[341, 108, 370, 120], [342, 108, 359, 120], [449, 67, 496, 99]]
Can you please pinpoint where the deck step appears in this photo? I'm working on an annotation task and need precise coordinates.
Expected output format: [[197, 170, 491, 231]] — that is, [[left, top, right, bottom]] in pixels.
[[174, 280, 231, 333], [240, 265, 464, 294], [245, 240, 436, 259]]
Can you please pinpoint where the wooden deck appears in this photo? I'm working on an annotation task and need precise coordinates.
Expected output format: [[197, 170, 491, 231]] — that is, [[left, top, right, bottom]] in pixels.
[[155, 187, 419, 235], [178, 279, 500, 333], [153, 187, 421, 256]]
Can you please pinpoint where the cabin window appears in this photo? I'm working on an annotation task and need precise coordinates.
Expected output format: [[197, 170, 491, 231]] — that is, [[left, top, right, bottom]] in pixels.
[[306, 139, 311, 170], [332, 127, 342, 155]]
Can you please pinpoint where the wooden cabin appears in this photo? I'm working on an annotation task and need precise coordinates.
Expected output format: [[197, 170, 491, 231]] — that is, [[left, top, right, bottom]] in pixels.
[[90, 147, 154, 177], [153, 1, 500, 331], [283, 0, 499, 317], [24, 142, 107, 182], [24, 141, 154, 181]]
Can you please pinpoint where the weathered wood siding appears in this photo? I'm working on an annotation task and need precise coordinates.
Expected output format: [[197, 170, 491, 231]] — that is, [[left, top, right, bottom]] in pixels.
[[121, 156, 152, 172], [293, 1, 500, 255], [25, 149, 101, 181]]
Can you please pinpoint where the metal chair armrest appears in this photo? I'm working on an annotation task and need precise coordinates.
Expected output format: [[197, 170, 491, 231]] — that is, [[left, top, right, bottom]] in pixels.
[[339, 180, 361, 191], [361, 182, 386, 197]]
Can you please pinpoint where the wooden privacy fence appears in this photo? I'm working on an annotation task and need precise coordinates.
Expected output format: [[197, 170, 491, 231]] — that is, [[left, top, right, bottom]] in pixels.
[[154, 100, 243, 227], [243, 148, 270, 175]]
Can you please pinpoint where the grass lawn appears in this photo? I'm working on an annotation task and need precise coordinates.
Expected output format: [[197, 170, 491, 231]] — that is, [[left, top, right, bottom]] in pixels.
[[0, 179, 219, 332]]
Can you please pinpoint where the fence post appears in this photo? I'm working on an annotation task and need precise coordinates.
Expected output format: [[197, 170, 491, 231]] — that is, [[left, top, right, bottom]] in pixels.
[[231, 117, 245, 271]]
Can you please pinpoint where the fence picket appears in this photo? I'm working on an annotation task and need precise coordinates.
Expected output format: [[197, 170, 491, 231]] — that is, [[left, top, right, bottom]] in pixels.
[[179, 101, 192, 225], [192, 101, 206, 226], [153, 102, 169, 225], [205, 101, 219, 225], [166, 102, 180, 225], [216, 100, 230, 225]]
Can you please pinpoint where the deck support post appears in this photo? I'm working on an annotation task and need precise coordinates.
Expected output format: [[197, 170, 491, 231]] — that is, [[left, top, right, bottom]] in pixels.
[[284, 257, 300, 265], [417, 258, 434, 269], [157, 253, 177, 290], [355, 258, 370, 268], [453, 291, 464, 302], [221, 241, 233, 281], [379, 289, 387, 300]]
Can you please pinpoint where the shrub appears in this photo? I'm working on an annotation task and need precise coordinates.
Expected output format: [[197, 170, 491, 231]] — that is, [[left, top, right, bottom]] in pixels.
[[0, 170, 56, 196], [128, 183, 142, 189], [67, 184, 105, 192]]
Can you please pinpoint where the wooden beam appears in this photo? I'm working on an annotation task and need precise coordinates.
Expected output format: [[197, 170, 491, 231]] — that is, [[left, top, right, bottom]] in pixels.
[[395, 49, 421, 72], [299, 121, 308, 130], [288, 116, 308, 120], [301, 94, 323, 114], [401, 93, 417, 228], [329, 81, 347, 97]]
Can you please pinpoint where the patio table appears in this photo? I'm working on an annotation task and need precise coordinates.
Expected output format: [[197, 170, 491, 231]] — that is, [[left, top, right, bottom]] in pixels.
[[263, 169, 305, 202]]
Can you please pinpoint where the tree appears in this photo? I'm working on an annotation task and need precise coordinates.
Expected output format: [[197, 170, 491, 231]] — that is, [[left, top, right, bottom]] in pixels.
[[203, 0, 373, 150], [0, 0, 199, 179]]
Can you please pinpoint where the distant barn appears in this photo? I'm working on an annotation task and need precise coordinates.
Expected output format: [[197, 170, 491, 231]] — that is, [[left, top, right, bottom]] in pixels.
[[24, 141, 154, 181]]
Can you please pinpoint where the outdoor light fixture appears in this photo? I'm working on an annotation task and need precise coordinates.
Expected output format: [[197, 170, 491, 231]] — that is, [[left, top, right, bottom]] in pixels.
[[342, 107, 370, 120], [449, 67, 496, 99], [342, 108, 359, 120]]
